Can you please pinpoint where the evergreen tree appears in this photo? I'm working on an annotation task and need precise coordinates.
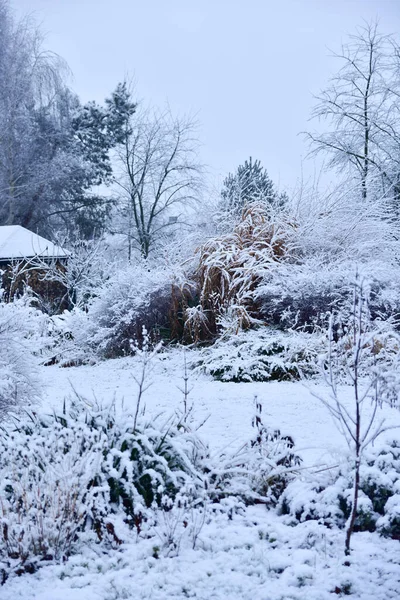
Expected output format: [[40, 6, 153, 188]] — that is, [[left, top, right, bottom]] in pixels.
[[62, 82, 136, 238], [72, 81, 136, 187], [220, 157, 287, 217]]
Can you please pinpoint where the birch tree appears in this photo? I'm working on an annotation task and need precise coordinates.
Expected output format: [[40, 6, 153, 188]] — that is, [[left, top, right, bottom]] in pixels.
[[306, 22, 400, 204]]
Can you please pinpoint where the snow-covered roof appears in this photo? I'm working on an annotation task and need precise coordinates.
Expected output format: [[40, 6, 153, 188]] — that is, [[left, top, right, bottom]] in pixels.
[[0, 226, 69, 261]]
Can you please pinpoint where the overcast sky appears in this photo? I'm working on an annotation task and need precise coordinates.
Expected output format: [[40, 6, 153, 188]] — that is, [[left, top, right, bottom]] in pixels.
[[13, 0, 400, 194]]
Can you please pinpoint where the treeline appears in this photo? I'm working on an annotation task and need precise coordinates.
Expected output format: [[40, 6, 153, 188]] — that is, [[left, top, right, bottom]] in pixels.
[[0, 2, 135, 239], [0, 1, 204, 255]]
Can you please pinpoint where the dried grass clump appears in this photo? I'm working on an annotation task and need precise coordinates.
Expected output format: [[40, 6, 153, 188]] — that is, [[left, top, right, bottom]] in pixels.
[[188, 204, 291, 342]]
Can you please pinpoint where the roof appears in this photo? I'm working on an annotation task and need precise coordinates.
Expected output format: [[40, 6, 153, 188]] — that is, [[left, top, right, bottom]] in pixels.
[[0, 226, 69, 261]]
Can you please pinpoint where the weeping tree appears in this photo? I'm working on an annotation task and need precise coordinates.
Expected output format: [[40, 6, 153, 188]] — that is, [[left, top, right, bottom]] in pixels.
[[0, 1, 136, 239], [0, 0, 67, 232]]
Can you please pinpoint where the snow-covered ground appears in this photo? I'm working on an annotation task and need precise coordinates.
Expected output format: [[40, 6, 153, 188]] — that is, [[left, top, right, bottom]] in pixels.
[[2, 349, 400, 599]]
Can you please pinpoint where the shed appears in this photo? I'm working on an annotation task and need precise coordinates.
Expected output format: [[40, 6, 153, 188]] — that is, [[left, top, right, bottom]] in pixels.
[[0, 225, 69, 312], [0, 225, 69, 263]]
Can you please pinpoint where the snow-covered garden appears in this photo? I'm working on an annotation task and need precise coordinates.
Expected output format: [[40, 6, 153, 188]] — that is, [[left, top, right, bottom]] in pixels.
[[1, 347, 400, 599], [1, 3, 400, 598]]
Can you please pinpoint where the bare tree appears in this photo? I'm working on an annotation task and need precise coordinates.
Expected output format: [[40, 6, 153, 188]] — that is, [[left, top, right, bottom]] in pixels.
[[313, 276, 400, 555], [113, 103, 203, 259], [306, 22, 400, 203]]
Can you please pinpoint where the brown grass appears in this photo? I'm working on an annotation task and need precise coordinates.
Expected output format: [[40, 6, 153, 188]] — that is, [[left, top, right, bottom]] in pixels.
[[188, 204, 291, 342]]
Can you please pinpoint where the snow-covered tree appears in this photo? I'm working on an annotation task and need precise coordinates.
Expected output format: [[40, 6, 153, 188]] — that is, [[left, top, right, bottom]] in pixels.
[[220, 157, 287, 219], [314, 276, 400, 555], [0, 2, 136, 238], [113, 100, 203, 259], [306, 22, 400, 205]]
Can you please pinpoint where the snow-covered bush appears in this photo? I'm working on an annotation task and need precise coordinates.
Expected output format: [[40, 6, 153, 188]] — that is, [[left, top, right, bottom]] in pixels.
[[257, 258, 400, 332], [289, 180, 400, 264], [0, 293, 46, 418], [0, 383, 305, 579], [53, 262, 195, 362], [190, 204, 292, 341], [31, 236, 115, 311], [192, 327, 325, 382], [280, 439, 400, 539], [0, 409, 104, 569], [207, 398, 302, 506], [0, 395, 209, 579]]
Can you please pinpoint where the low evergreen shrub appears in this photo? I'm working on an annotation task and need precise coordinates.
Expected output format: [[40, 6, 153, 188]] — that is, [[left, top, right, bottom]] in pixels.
[[0, 396, 208, 579], [192, 327, 324, 382], [280, 439, 400, 539]]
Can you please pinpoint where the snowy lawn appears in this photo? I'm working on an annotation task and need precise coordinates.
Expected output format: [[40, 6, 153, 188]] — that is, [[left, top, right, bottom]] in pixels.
[[39, 350, 400, 467], [2, 348, 400, 599]]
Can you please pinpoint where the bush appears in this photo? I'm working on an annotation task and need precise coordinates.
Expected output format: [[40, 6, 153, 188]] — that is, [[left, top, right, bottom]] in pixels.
[[207, 398, 302, 506], [0, 293, 46, 418], [0, 396, 209, 579], [53, 262, 195, 362], [0, 388, 304, 579], [192, 327, 325, 382], [257, 258, 400, 332], [280, 439, 400, 539], [189, 204, 292, 342]]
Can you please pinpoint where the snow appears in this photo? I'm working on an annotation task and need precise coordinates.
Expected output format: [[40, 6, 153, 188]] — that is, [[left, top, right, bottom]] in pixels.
[[39, 351, 400, 466], [1, 349, 399, 599], [0, 226, 69, 261]]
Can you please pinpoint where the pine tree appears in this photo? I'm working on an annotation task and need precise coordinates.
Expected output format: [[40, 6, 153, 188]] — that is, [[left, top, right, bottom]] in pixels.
[[220, 157, 287, 218]]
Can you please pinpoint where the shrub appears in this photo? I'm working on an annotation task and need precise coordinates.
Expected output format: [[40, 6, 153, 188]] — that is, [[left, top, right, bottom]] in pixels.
[[257, 258, 400, 332], [192, 327, 325, 382], [0, 396, 209, 579], [206, 397, 302, 506], [0, 293, 45, 418], [0, 387, 304, 579], [52, 262, 195, 362], [280, 439, 400, 539], [190, 204, 292, 341]]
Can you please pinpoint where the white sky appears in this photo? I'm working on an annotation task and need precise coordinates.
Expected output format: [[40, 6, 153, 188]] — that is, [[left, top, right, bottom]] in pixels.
[[13, 0, 400, 194]]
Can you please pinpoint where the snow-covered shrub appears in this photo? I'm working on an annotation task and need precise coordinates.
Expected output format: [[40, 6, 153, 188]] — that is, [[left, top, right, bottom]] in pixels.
[[257, 258, 400, 332], [192, 327, 325, 382], [207, 398, 302, 506], [0, 293, 45, 418], [53, 262, 195, 362], [311, 275, 400, 402], [30, 236, 115, 311], [151, 501, 209, 556], [0, 395, 209, 578], [0, 409, 104, 571], [289, 180, 400, 264], [256, 258, 349, 331], [377, 491, 400, 539], [280, 439, 400, 539], [191, 204, 292, 341]]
